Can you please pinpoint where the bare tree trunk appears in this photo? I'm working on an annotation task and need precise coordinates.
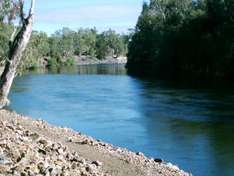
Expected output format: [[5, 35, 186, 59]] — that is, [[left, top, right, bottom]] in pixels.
[[0, 0, 35, 108]]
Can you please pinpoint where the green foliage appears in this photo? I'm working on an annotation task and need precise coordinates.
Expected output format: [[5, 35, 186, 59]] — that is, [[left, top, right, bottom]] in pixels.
[[20, 31, 50, 70], [74, 28, 97, 57], [0, 0, 11, 23], [0, 15, 128, 72], [127, 0, 234, 79], [0, 23, 12, 62], [20, 27, 128, 70], [64, 57, 76, 66], [47, 57, 60, 69], [96, 29, 127, 59]]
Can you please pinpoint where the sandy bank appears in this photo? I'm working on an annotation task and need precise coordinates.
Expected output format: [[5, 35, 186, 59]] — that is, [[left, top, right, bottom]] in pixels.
[[0, 110, 190, 176]]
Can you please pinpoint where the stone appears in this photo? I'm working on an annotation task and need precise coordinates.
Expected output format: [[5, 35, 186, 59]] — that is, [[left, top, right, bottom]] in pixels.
[[81, 139, 89, 145], [20, 171, 27, 176], [38, 139, 49, 146], [136, 152, 144, 156], [38, 148, 46, 155], [0, 154, 12, 165], [91, 160, 103, 167], [67, 137, 73, 142], [71, 163, 77, 169], [57, 148, 64, 154], [30, 133, 40, 141], [16, 152, 26, 163], [0, 110, 189, 176], [154, 158, 163, 163]]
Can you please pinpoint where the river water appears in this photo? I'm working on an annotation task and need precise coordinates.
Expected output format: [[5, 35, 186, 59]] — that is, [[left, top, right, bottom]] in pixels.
[[9, 64, 234, 176]]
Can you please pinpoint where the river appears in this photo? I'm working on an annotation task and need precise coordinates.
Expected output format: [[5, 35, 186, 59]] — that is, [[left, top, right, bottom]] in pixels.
[[9, 64, 234, 176]]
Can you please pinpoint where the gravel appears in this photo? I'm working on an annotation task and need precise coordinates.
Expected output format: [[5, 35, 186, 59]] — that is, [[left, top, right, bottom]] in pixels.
[[0, 110, 191, 176]]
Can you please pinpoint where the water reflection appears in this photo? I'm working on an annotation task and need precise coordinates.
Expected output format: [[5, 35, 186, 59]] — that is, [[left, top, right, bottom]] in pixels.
[[26, 64, 127, 75], [135, 79, 234, 176]]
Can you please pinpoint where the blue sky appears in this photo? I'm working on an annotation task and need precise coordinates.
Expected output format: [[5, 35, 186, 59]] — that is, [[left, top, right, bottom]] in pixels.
[[27, 0, 146, 34]]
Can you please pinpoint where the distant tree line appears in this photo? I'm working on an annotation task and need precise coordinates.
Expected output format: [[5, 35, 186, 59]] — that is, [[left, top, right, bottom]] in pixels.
[[127, 0, 234, 80], [0, 25, 128, 71]]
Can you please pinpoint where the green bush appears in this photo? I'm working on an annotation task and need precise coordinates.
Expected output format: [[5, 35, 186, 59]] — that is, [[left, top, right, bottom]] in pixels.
[[64, 57, 76, 66], [47, 57, 60, 68]]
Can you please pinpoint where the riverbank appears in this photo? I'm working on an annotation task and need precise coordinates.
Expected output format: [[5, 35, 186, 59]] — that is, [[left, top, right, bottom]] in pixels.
[[74, 56, 127, 66], [0, 110, 189, 176]]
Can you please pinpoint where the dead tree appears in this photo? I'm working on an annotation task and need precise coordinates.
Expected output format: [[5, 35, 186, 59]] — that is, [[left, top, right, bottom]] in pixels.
[[0, 0, 35, 108]]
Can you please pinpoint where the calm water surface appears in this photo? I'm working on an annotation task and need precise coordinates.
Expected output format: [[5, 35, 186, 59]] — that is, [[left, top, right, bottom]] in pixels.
[[9, 65, 234, 176]]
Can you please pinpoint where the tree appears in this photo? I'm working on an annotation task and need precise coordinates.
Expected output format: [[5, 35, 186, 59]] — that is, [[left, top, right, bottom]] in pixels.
[[20, 31, 50, 71], [127, 0, 234, 79], [0, 0, 35, 108], [74, 28, 97, 57], [96, 30, 126, 59], [0, 24, 12, 63], [0, 0, 11, 23]]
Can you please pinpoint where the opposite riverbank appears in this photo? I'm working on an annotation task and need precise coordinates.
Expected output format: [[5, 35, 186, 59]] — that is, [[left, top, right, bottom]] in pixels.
[[0, 110, 190, 176], [74, 56, 127, 66]]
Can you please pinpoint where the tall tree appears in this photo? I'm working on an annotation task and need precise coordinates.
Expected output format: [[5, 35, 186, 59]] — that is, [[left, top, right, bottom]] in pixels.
[[127, 0, 234, 79], [0, 0, 35, 108]]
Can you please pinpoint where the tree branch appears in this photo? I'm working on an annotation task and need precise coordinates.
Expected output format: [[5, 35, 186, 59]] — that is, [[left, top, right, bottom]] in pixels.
[[28, 0, 35, 16], [19, 0, 25, 21], [10, 26, 17, 43]]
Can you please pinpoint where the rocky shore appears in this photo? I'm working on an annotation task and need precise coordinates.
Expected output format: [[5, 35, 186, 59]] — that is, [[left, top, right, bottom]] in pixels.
[[0, 110, 190, 176]]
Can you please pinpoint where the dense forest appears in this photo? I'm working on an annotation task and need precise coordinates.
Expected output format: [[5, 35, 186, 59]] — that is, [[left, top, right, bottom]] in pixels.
[[127, 0, 234, 80]]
